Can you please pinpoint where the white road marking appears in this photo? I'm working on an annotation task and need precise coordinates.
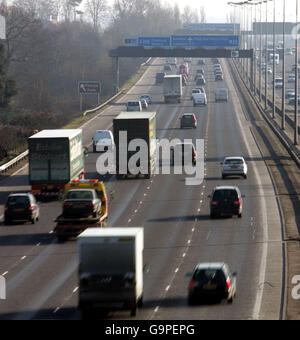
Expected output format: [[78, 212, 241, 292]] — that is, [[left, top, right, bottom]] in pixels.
[[21, 256, 26, 260], [73, 287, 79, 293], [154, 306, 159, 313], [53, 307, 60, 314], [2, 271, 8, 276], [165, 285, 170, 291]]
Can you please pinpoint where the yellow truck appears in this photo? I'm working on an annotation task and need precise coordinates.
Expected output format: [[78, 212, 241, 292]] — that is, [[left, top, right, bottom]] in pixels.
[[54, 179, 108, 242]]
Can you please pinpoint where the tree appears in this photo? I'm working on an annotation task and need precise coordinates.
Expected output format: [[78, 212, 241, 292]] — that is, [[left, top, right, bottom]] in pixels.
[[0, 44, 17, 108], [85, 0, 108, 31]]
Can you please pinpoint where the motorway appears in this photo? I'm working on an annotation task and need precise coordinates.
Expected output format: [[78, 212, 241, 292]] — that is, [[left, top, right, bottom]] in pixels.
[[0, 57, 284, 320]]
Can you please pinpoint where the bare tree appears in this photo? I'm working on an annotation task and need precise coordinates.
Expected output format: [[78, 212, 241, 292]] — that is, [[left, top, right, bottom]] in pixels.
[[199, 6, 206, 23], [181, 5, 199, 25], [85, 0, 108, 31]]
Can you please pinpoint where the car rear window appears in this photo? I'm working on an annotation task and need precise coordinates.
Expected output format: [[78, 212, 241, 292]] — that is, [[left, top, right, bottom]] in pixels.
[[193, 269, 225, 285], [95, 131, 111, 139], [183, 115, 193, 119], [67, 191, 94, 199], [225, 159, 243, 165], [213, 189, 238, 201], [7, 196, 30, 206]]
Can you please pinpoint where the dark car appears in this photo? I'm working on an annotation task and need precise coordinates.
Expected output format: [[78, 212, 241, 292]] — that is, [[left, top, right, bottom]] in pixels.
[[196, 77, 206, 86], [215, 73, 224, 81], [180, 113, 197, 129], [198, 59, 205, 65], [63, 189, 102, 218], [209, 186, 243, 218], [171, 143, 197, 166], [156, 72, 166, 84], [188, 263, 237, 304], [164, 64, 172, 72], [196, 69, 205, 76], [4, 193, 40, 225]]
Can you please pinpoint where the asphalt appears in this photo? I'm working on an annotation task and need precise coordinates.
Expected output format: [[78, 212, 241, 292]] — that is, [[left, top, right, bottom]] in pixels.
[[0, 57, 284, 320]]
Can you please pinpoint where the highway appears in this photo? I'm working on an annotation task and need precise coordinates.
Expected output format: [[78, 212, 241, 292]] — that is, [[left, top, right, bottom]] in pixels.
[[0, 57, 284, 320]]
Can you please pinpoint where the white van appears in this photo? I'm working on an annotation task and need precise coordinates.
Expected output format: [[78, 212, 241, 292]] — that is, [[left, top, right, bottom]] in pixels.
[[193, 93, 207, 106], [269, 53, 279, 65], [92, 130, 115, 153]]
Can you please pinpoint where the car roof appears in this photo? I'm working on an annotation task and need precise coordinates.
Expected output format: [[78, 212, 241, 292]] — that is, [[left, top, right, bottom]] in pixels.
[[224, 156, 244, 160], [195, 263, 226, 270], [8, 193, 31, 198], [213, 186, 240, 191]]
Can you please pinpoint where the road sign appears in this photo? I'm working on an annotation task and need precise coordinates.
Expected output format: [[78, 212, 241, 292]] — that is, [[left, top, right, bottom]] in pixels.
[[231, 51, 239, 58], [124, 35, 138, 46], [171, 35, 239, 48], [79, 81, 101, 94], [0, 15, 5, 40], [138, 37, 170, 48]]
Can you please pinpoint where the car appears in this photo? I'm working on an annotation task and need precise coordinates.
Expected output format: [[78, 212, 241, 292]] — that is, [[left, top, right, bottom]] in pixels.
[[289, 95, 300, 105], [198, 59, 205, 65], [140, 99, 148, 110], [127, 101, 142, 112], [4, 193, 40, 225], [194, 74, 203, 81], [214, 67, 223, 75], [171, 143, 197, 166], [215, 73, 224, 81], [187, 263, 237, 305], [209, 186, 243, 218], [156, 72, 166, 84], [288, 74, 296, 83], [164, 64, 172, 72], [140, 94, 152, 105], [215, 88, 228, 102], [285, 89, 295, 99], [191, 88, 201, 100], [196, 77, 206, 86], [196, 87, 205, 94], [180, 113, 197, 129], [92, 130, 115, 153], [193, 93, 207, 106], [274, 78, 283, 89], [63, 189, 102, 218], [220, 156, 247, 179], [196, 69, 205, 76], [181, 74, 188, 86]]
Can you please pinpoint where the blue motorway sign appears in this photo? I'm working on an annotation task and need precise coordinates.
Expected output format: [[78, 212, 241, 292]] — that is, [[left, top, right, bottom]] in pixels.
[[171, 35, 239, 48], [138, 36, 170, 48]]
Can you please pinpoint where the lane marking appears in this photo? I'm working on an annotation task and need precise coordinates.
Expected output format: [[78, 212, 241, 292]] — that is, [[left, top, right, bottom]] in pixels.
[[2, 271, 8, 276]]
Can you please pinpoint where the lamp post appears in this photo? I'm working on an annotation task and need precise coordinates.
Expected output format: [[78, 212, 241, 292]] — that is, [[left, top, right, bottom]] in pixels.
[[295, 0, 299, 145], [282, 0, 286, 130], [272, 0, 276, 119]]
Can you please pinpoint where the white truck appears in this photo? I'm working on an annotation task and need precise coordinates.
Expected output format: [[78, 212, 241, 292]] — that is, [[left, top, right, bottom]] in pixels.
[[163, 75, 183, 104], [78, 228, 144, 318]]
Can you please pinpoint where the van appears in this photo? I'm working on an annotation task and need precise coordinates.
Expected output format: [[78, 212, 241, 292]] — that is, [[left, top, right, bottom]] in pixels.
[[92, 130, 115, 153], [215, 89, 228, 102], [127, 101, 142, 112], [193, 93, 207, 106]]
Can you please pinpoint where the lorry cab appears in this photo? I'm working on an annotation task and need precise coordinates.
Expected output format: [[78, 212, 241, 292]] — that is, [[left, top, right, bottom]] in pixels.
[[64, 179, 108, 217]]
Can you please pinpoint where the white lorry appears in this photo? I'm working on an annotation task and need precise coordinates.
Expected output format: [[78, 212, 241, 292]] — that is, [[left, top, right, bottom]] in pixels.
[[78, 227, 144, 318], [163, 75, 183, 104]]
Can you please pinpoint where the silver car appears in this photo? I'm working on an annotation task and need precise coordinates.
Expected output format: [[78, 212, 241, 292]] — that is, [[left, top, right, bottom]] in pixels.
[[221, 157, 248, 179], [215, 89, 228, 102]]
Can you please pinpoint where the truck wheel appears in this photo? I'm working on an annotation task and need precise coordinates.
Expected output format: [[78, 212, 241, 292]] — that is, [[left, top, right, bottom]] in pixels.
[[93, 145, 96, 153], [130, 306, 137, 317], [57, 235, 67, 243], [138, 296, 144, 308]]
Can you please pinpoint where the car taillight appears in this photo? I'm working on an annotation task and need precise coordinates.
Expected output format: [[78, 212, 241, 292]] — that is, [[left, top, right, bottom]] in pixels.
[[211, 201, 218, 206], [234, 200, 242, 206], [29, 204, 34, 211], [189, 280, 195, 290], [4, 205, 8, 211], [88, 203, 95, 208], [226, 278, 231, 290], [64, 203, 71, 209]]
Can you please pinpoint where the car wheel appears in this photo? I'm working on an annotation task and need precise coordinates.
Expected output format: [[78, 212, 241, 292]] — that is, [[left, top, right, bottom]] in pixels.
[[238, 213, 242, 218], [31, 216, 37, 224], [93, 145, 96, 153], [4, 219, 11, 226], [243, 174, 247, 179], [210, 213, 216, 219], [222, 174, 226, 179]]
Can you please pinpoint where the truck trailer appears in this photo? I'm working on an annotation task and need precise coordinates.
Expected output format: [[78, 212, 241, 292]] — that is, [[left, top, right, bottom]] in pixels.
[[113, 111, 157, 179], [78, 227, 144, 318], [28, 129, 85, 199], [163, 75, 182, 103]]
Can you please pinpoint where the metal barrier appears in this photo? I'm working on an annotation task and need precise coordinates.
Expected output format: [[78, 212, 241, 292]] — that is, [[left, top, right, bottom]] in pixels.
[[0, 150, 29, 174]]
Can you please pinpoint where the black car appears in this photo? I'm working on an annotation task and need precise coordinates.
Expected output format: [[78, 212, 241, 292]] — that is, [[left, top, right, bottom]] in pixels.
[[196, 77, 206, 86], [188, 263, 237, 304], [180, 113, 197, 129], [4, 193, 40, 225], [63, 189, 102, 218], [209, 186, 243, 218], [215, 73, 224, 81], [198, 59, 205, 65]]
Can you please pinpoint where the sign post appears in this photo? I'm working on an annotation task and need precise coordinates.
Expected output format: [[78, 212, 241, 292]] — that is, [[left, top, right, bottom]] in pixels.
[[78, 81, 101, 111]]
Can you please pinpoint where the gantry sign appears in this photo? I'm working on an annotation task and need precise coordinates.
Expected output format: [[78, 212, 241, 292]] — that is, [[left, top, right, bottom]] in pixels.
[[109, 31, 254, 92]]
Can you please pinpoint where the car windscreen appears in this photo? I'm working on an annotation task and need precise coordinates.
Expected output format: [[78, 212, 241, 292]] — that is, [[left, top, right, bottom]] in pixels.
[[95, 131, 111, 139], [193, 269, 225, 285], [7, 196, 30, 207], [66, 191, 94, 200], [213, 190, 238, 201]]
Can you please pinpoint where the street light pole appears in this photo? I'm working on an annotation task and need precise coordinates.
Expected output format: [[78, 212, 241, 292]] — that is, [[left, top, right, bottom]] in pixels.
[[295, 0, 299, 145], [272, 0, 276, 119], [282, 0, 286, 130], [265, 0, 268, 110]]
